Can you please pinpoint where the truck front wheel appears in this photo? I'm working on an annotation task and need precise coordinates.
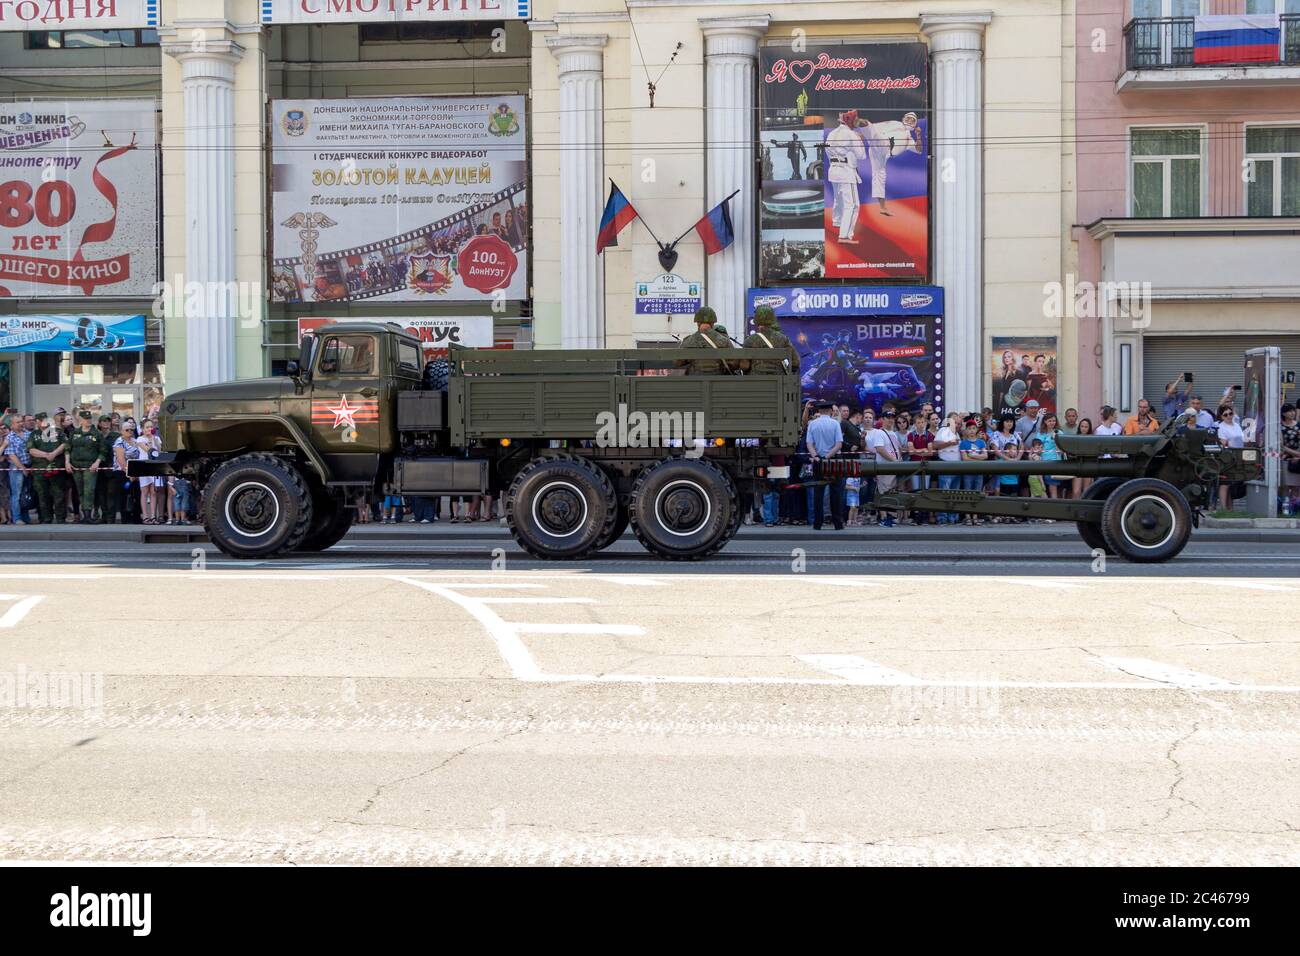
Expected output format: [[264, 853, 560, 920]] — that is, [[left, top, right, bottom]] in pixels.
[[505, 455, 617, 559], [204, 454, 314, 558], [629, 457, 737, 560]]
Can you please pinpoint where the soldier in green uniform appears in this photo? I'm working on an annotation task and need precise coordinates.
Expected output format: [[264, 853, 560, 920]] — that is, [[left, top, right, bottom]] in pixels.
[[26, 412, 68, 524], [95, 414, 120, 523], [741, 305, 801, 375], [676, 307, 733, 375], [67, 410, 104, 524]]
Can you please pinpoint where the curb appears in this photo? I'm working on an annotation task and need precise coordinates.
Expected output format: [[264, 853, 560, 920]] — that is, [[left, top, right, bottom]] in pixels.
[[2, 526, 1295, 545]]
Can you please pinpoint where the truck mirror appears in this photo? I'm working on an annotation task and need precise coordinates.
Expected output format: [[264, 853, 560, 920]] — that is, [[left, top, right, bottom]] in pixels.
[[286, 359, 300, 377]]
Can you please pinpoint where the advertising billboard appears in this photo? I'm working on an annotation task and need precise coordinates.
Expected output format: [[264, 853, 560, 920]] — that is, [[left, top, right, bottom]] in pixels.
[[758, 43, 929, 283], [0, 314, 145, 352], [260, 0, 530, 25], [270, 96, 528, 305], [991, 337, 1058, 418], [297, 315, 495, 361], [747, 285, 944, 414], [0, 99, 158, 297]]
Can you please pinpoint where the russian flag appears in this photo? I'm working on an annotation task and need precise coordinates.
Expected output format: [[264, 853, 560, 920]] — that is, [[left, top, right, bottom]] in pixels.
[[1193, 14, 1281, 65], [693, 194, 735, 256], [596, 181, 639, 254]]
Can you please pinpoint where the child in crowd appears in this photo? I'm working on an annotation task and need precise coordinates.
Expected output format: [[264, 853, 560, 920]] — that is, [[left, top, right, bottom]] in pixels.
[[958, 420, 988, 527], [844, 475, 861, 527], [381, 494, 402, 524], [172, 476, 194, 525]]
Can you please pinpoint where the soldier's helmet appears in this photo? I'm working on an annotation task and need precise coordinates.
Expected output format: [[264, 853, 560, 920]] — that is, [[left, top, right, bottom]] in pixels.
[[753, 305, 777, 327], [693, 306, 717, 326]]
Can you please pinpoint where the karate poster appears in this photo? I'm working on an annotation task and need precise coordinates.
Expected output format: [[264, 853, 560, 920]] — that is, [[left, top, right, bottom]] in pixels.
[[759, 43, 929, 282]]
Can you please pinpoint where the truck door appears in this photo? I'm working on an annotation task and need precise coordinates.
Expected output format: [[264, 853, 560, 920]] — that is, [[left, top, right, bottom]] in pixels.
[[311, 332, 383, 483]]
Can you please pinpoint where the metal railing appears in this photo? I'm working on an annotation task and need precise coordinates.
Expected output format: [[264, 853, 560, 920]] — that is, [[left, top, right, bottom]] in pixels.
[[1123, 15, 1300, 71]]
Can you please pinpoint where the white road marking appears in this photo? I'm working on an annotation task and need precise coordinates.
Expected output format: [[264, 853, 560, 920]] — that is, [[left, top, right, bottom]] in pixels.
[[392, 576, 540, 680], [1205, 581, 1298, 592], [437, 583, 547, 590], [797, 654, 922, 684], [0, 595, 43, 628], [475, 597, 597, 605], [994, 578, 1087, 589], [514, 623, 646, 636], [589, 577, 667, 586], [1093, 656, 1240, 690], [803, 578, 886, 587]]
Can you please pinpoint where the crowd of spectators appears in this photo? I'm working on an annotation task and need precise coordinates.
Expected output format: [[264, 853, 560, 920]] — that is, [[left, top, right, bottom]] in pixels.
[[1, 406, 194, 526]]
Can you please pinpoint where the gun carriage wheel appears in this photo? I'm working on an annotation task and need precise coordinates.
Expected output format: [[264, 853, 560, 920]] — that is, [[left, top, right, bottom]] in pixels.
[[1099, 478, 1193, 563]]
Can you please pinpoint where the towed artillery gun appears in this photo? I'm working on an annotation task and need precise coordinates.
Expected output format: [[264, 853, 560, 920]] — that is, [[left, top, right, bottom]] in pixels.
[[816, 418, 1260, 562]]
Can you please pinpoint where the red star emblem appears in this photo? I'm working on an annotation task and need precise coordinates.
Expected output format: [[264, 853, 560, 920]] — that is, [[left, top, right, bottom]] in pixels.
[[327, 395, 358, 429]]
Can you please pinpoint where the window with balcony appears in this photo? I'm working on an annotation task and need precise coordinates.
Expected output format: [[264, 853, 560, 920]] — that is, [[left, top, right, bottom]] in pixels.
[[1131, 128, 1202, 217], [1126, 0, 1300, 69], [1246, 125, 1300, 215]]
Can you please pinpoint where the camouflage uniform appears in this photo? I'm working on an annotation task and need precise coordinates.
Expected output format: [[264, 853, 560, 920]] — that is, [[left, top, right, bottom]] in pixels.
[[678, 307, 733, 375], [26, 417, 68, 524], [67, 412, 103, 523], [742, 306, 800, 375]]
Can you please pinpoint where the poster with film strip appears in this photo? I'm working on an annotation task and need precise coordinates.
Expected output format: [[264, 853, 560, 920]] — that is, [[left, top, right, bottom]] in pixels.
[[270, 96, 528, 304]]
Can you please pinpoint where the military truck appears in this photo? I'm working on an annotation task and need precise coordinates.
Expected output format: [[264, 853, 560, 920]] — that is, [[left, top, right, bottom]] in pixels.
[[132, 319, 1258, 564], [131, 322, 801, 560]]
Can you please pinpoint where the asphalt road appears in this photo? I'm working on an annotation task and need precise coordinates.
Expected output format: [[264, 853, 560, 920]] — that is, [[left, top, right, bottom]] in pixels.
[[1, 529, 1298, 865]]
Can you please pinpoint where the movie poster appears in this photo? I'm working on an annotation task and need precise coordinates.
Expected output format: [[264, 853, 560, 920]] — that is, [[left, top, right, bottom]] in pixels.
[[991, 337, 1058, 418], [758, 43, 929, 283], [270, 96, 528, 304], [747, 286, 944, 414], [0, 99, 158, 297]]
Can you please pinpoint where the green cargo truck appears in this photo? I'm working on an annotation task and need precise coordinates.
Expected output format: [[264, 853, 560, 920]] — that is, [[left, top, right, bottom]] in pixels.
[[132, 322, 801, 560], [131, 320, 1258, 564]]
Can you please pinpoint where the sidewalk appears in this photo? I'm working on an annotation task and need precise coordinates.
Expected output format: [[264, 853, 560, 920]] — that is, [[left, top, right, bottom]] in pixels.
[[0, 520, 1294, 544]]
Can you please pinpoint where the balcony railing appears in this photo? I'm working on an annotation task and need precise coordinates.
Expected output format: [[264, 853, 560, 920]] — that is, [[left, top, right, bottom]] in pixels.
[[1123, 15, 1300, 71]]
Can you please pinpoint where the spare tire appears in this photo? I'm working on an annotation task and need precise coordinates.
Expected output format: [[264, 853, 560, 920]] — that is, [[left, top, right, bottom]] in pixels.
[[204, 453, 313, 558], [629, 457, 737, 560], [505, 455, 616, 559]]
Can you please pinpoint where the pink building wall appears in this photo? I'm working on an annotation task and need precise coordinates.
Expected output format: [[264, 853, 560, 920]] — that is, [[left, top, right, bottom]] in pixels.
[[1072, 0, 1300, 412]]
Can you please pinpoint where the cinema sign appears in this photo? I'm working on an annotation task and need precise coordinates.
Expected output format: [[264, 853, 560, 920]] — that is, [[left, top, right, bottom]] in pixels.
[[260, 0, 531, 24]]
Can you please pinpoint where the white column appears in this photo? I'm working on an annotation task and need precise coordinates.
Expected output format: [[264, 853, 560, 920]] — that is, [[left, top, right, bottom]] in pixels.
[[922, 12, 991, 415], [165, 39, 244, 388], [700, 16, 768, 335], [546, 35, 607, 349]]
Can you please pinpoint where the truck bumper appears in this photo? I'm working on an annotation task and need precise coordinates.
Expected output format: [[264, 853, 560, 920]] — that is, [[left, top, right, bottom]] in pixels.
[[126, 453, 183, 479]]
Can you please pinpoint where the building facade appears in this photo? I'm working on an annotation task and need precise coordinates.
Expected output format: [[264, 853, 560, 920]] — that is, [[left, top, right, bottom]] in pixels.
[[1074, 0, 1300, 419], [2, 0, 1077, 423]]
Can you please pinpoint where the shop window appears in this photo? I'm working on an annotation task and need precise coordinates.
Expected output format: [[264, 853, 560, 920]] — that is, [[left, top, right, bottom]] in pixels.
[[360, 22, 503, 43], [1246, 126, 1300, 216], [26, 29, 160, 49], [1130, 128, 1201, 217]]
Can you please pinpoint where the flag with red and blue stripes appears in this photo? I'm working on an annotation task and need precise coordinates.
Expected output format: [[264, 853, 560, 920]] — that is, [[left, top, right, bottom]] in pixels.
[[1193, 14, 1281, 65], [693, 194, 735, 256], [596, 181, 639, 254]]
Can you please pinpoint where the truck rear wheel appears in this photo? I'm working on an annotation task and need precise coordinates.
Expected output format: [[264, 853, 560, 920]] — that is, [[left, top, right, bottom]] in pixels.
[[1100, 478, 1192, 563], [505, 455, 616, 559], [1075, 477, 1125, 555], [594, 504, 630, 551], [298, 493, 354, 552], [629, 457, 737, 560], [204, 454, 314, 558]]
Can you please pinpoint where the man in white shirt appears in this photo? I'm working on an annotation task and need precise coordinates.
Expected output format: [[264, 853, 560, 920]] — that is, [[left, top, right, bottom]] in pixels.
[[1184, 394, 1216, 429], [861, 111, 922, 217], [826, 110, 867, 243], [868, 410, 903, 527]]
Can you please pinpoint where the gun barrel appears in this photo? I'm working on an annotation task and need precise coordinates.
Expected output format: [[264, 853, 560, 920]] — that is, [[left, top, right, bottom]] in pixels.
[[819, 457, 1138, 479]]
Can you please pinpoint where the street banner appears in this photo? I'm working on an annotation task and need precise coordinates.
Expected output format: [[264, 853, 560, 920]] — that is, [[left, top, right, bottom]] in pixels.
[[0, 99, 158, 297], [297, 315, 495, 360], [748, 286, 943, 414], [0, 314, 145, 352], [270, 96, 528, 305], [260, 0, 530, 25], [991, 336, 1058, 418], [759, 42, 929, 283], [0, 0, 158, 30]]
